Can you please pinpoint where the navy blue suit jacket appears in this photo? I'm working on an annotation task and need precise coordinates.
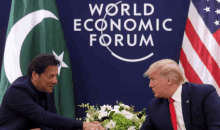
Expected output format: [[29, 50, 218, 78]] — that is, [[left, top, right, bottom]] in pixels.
[[0, 76, 83, 130], [140, 82, 220, 130]]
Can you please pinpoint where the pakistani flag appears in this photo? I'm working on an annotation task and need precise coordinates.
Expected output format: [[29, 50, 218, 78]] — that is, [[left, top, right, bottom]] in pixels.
[[0, 0, 75, 119]]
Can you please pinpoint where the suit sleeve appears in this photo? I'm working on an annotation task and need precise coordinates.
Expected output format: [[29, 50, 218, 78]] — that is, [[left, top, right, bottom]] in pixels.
[[203, 85, 220, 130], [140, 104, 156, 130], [4, 87, 83, 130]]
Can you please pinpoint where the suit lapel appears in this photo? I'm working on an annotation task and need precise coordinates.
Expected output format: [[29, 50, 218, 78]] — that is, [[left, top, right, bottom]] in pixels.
[[46, 90, 57, 114], [181, 83, 192, 130]]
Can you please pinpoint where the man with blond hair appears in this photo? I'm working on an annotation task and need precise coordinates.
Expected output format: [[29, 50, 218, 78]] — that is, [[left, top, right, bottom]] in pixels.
[[140, 59, 220, 130]]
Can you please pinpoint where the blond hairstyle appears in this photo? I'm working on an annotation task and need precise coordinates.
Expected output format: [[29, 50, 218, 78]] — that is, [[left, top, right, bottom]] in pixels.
[[144, 59, 187, 85]]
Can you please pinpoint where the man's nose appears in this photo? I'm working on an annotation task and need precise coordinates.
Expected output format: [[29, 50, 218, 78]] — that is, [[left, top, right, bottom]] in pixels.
[[149, 80, 153, 88], [52, 76, 58, 84]]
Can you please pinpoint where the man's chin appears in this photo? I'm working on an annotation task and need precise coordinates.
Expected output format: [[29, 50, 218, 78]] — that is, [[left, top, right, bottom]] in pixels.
[[154, 94, 163, 98], [154, 94, 159, 98], [46, 89, 53, 93]]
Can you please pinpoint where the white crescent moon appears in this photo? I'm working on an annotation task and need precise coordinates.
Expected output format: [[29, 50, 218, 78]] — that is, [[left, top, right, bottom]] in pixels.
[[4, 10, 58, 83]]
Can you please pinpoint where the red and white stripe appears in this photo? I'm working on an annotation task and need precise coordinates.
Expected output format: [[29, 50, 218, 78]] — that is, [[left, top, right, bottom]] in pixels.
[[179, 0, 220, 95]]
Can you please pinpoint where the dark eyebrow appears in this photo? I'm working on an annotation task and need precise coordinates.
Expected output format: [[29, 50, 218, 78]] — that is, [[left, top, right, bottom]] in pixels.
[[50, 74, 57, 77]]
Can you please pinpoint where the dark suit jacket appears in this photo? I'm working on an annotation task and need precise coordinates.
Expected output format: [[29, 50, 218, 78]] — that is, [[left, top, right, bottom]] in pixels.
[[140, 82, 220, 130], [0, 76, 83, 130]]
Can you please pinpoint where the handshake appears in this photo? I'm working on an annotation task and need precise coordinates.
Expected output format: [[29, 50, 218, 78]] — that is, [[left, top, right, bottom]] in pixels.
[[83, 121, 106, 130], [30, 121, 105, 130]]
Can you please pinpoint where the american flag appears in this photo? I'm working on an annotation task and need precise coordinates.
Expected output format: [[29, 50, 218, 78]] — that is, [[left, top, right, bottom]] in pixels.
[[179, 0, 220, 95]]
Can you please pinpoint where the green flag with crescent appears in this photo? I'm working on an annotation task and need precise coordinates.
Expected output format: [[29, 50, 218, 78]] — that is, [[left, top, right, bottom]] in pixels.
[[0, 0, 75, 119]]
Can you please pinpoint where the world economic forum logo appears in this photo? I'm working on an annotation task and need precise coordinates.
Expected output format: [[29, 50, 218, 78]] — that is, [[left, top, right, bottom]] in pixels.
[[73, 1, 172, 62]]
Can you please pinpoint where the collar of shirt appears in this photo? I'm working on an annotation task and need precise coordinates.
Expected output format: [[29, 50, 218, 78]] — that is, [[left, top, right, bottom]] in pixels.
[[170, 84, 182, 103]]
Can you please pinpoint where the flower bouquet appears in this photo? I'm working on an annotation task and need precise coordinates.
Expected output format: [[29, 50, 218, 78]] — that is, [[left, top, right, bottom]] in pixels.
[[77, 101, 146, 130]]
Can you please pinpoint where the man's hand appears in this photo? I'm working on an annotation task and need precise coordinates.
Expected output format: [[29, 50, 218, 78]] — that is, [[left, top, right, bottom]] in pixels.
[[30, 128, 41, 130], [83, 122, 100, 130], [92, 122, 105, 130]]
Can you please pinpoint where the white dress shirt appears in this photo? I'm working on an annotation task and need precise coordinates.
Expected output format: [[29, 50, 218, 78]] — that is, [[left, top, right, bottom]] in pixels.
[[169, 84, 186, 130]]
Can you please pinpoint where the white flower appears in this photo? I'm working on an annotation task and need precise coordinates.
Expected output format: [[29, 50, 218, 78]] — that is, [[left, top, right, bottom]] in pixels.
[[86, 113, 92, 118], [111, 105, 121, 114], [128, 126, 136, 130], [120, 103, 130, 110], [100, 104, 112, 111], [98, 111, 108, 120], [105, 120, 116, 128], [121, 110, 134, 120], [114, 105, 120, 110], [124, 105, 130, 109], [120, 103, 125, 107], [112, 108, 121, 114], [132, 114, 139, 120], [141, 115, 147, 121], [86, 113, 95, 121], [85, 118, 90, 122], [86, 117, 94, 122]]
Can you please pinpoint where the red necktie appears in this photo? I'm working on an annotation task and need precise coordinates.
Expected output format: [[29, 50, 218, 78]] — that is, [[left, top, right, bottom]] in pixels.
[[169, 98, 177, 130]]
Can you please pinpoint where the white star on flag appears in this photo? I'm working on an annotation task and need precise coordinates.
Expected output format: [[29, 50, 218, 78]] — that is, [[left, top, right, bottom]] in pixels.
[[52, 50, 68, 75], [215, 8, 220, 14], [204, 6, 210, 12], [214, 20, 220, 26], [217, 0, 220, 3]]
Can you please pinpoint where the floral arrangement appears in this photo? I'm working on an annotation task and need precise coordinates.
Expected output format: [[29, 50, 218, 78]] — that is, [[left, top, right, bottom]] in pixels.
[[76, 101, 147, 130]]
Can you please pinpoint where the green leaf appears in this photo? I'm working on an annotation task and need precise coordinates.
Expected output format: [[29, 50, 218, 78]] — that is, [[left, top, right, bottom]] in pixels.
[[101, 119, 110, 127], [109, 111, 115, 120], [119, 106, 124, 111], [96, 103, 101, 110]]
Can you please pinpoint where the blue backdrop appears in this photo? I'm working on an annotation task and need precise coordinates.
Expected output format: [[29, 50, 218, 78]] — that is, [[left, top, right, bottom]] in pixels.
[[0, 0, 190, 118]]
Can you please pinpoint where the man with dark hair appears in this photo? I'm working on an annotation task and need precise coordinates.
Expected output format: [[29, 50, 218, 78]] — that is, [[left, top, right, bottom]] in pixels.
[[0, 53, 104, 130], [27, 53, 60, 79]]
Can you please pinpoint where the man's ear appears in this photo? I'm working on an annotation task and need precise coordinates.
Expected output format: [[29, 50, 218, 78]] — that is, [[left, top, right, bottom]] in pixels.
[[32, 71, 39, 80], [167, 77, 173, 86]]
